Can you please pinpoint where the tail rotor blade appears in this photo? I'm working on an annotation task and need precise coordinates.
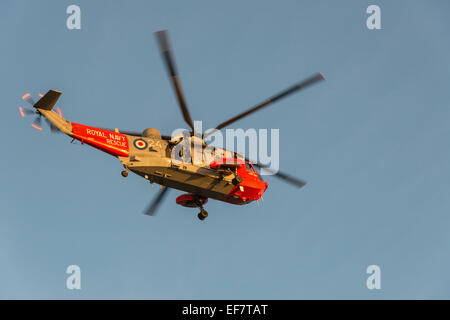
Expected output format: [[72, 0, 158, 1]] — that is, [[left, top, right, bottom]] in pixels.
[[21, 92, 36, 106], [18, 106, 35, 118], [31, 117, 43, 132], [144, 186, 169, 216], [55, 107, 63, 118]]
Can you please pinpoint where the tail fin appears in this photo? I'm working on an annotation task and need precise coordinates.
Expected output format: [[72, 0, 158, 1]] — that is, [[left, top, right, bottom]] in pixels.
[[34, 90, 62, 110]]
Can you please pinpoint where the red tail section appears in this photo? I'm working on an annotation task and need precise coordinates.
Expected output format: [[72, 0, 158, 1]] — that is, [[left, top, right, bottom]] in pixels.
[[71, 123, 129, 157]]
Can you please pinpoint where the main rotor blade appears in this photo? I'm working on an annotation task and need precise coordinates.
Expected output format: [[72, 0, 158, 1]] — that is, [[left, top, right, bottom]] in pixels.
[[155, 30, 195, 132], [144, 186, 170, 216], [251, 161, 307, 189], [210, 73, 325, 134]]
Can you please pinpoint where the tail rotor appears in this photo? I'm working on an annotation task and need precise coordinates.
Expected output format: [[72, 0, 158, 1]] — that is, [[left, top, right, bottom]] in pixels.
[[19, 92, 62, 133]]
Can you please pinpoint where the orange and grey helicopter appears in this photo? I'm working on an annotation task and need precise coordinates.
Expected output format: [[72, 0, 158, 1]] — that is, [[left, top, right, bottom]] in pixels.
[[18, 30, 325, 220]]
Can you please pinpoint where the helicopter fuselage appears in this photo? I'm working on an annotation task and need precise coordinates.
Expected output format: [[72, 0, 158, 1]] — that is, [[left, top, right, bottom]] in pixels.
[[40, 107, 267, 205], [22, 29, 322, 219]]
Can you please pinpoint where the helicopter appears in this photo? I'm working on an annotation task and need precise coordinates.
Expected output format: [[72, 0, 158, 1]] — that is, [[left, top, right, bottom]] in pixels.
[[18, 30, 325, 221]]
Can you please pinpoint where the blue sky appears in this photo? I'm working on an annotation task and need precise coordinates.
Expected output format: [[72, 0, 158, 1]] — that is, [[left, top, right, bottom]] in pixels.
[[1, 0, 450, 299]]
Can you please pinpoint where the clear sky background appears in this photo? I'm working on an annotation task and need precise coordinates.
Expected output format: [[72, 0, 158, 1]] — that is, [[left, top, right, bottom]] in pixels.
[[1, 0, 450, 299]]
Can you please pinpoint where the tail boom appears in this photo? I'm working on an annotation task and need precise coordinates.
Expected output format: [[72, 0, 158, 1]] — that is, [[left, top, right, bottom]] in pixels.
[[71, 123, 130, 157], [35, 90, 130, 157]]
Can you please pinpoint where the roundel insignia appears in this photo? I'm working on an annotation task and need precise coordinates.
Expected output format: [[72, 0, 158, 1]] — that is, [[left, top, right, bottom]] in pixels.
[[133, 139, 148, 150]]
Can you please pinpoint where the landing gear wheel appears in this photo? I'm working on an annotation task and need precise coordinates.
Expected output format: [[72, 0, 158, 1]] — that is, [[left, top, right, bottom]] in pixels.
[[197, 213, 205, 221], [198, 209, 208, 221], [121, 170, 128, 177]]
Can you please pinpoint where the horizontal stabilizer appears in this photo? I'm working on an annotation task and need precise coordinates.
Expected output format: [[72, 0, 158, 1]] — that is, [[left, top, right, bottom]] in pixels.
[[34, 90, 62, 110]]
